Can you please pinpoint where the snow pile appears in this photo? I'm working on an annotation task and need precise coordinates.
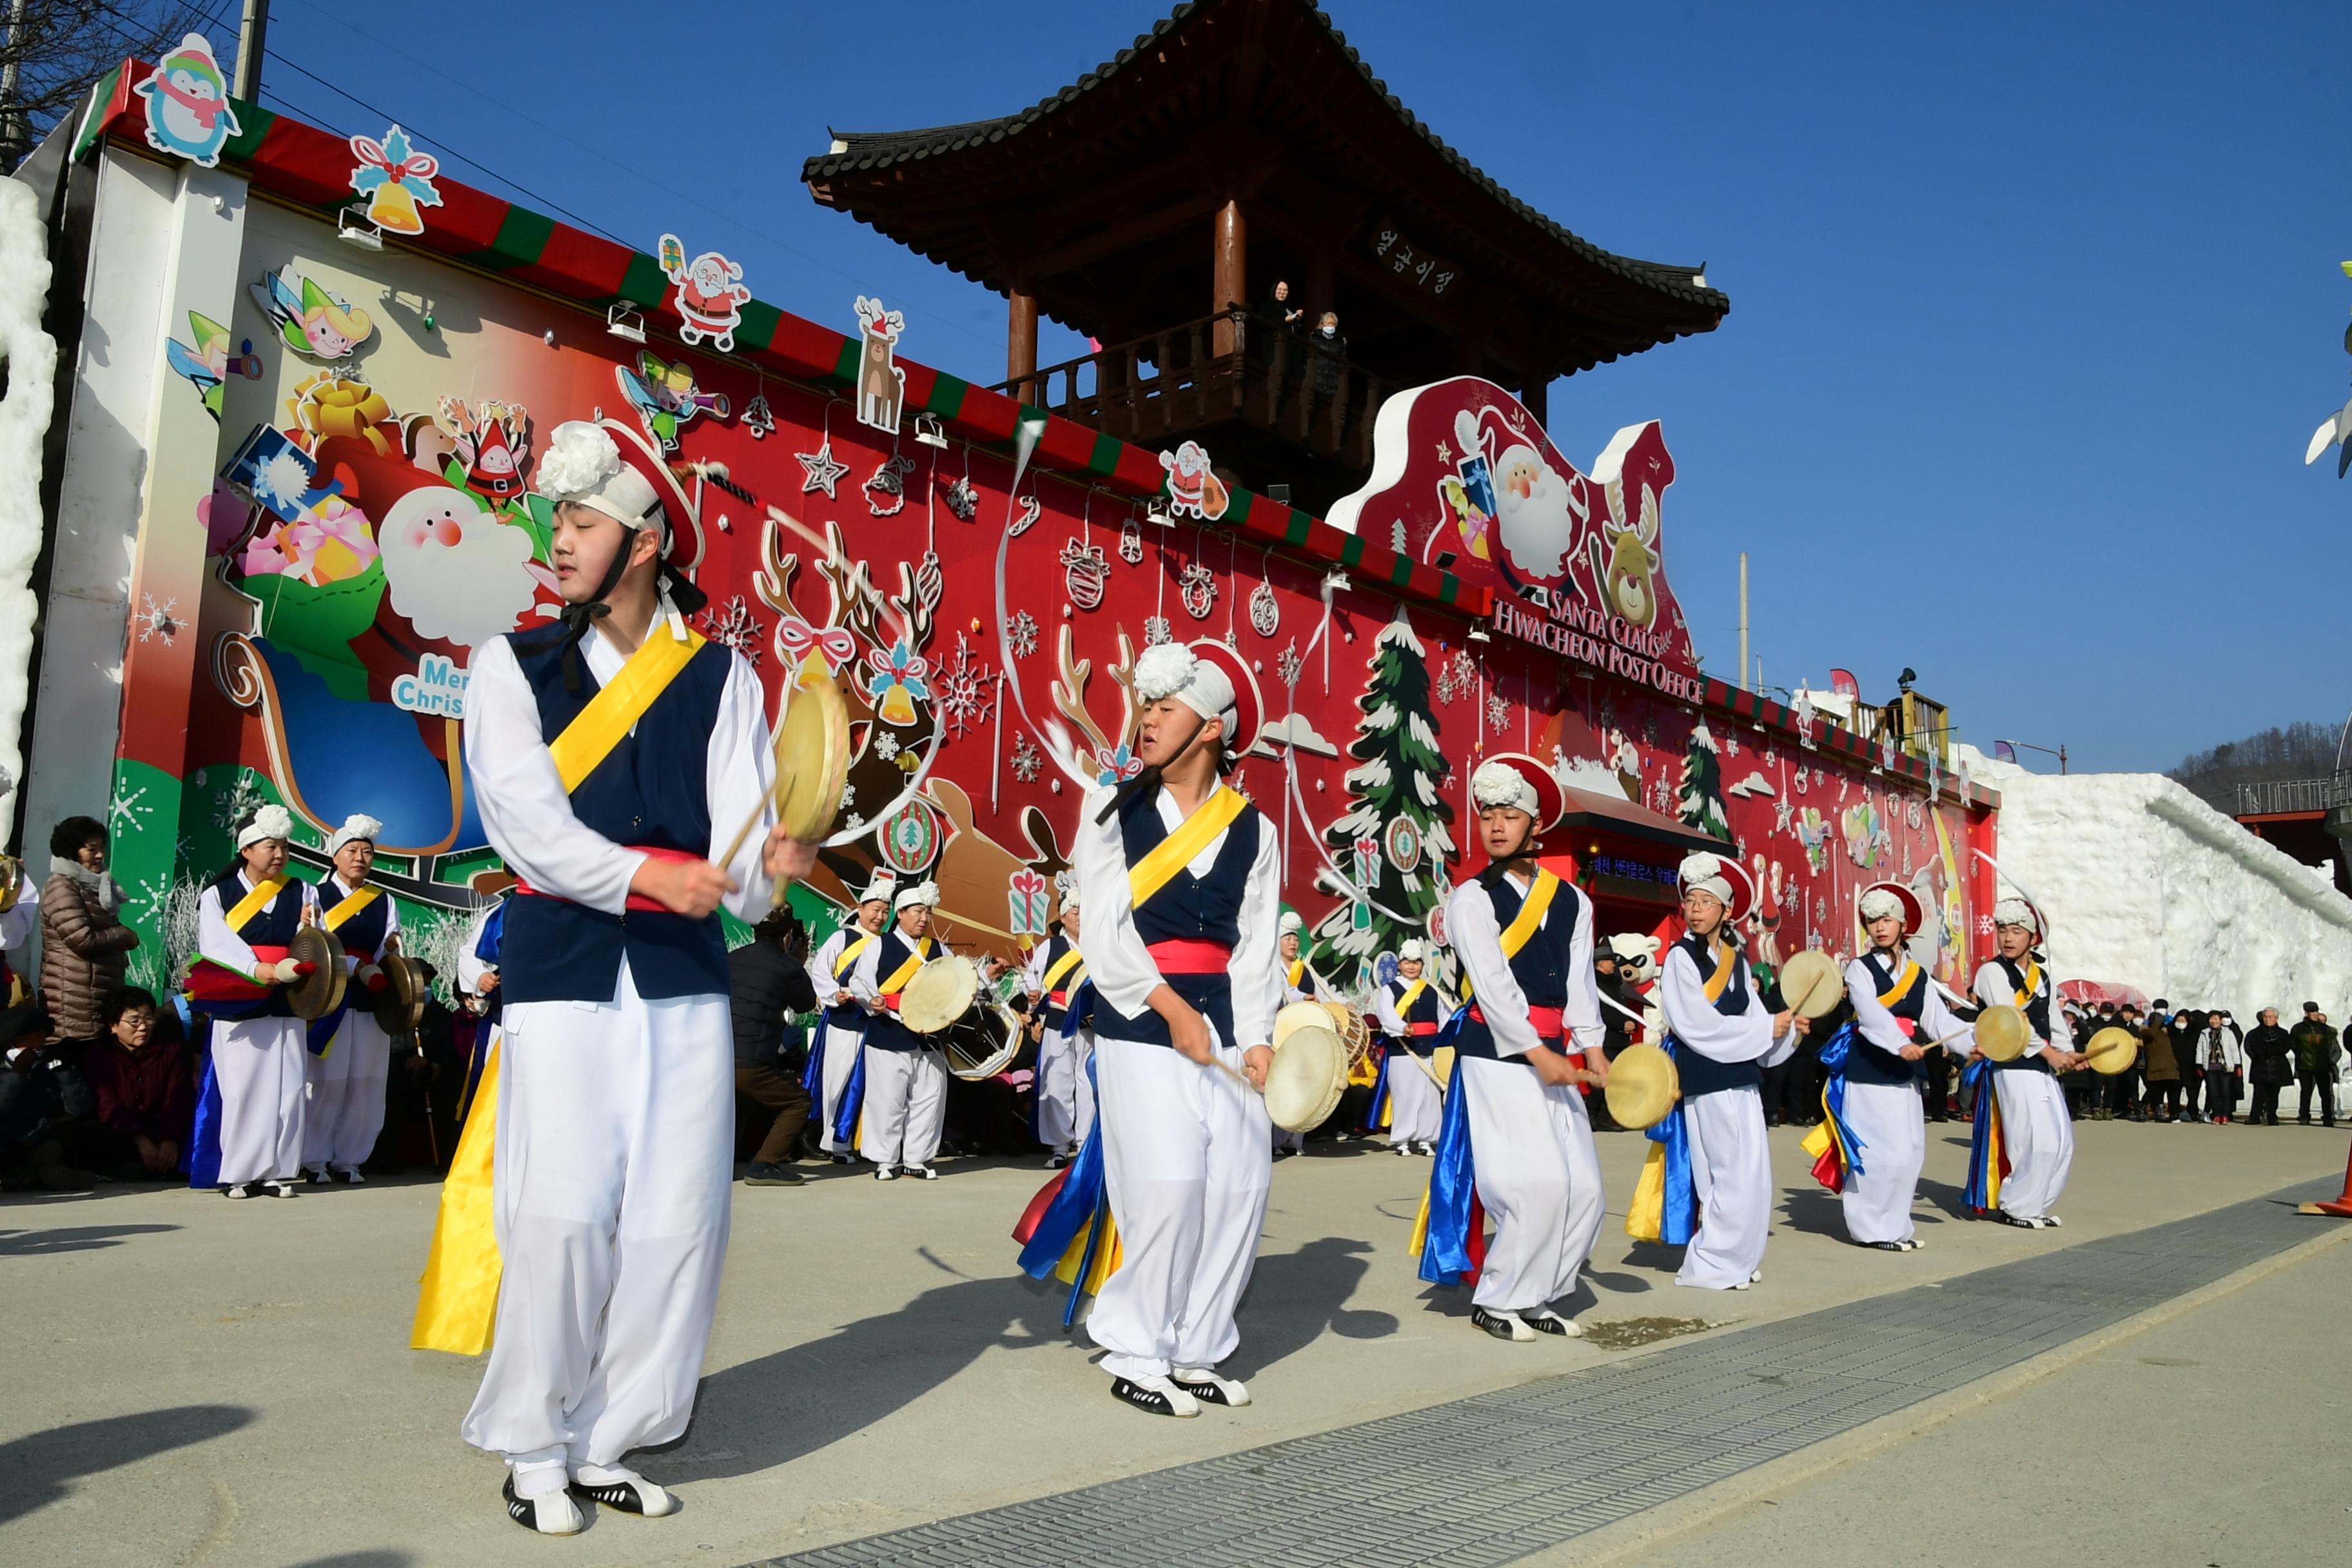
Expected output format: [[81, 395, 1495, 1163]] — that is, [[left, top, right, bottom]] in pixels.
[[1962, 745, 2352, 1017], [0, 179, 58, 828]]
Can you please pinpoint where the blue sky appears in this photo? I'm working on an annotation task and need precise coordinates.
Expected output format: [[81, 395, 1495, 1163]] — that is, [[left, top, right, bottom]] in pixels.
[[200, 0, 2352, 772]]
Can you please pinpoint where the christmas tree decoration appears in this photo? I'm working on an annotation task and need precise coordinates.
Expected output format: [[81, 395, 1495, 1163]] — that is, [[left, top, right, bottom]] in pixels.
[[744, 393, 776, 440], [658, 234, 752, 351], [348, 125, 444, 236], [1676, 719, 1731, 842], [1311, 607, 1456, 985]]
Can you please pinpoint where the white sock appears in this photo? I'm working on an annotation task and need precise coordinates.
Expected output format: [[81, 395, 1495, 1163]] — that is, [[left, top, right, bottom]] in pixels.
[[573, 1462, 640, 1487], [513, 1458, 570, 1500]]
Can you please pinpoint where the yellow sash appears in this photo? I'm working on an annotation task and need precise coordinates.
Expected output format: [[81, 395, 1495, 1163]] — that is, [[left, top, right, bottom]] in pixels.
[[1875, 955, 1923, 1008], [323, 883, 382, 932], [881, 937, 934, 997], [1462, 868, 1560, 1001], [1127, 786, 1248, 907], [412, 1032, 502, 1354], [2012, 961, 2043, 1008], [227, 874, 289, 931], [1042, 945, 1087, 994], [1286, 958, 1308, 990], [1701, 937, 1737, 1004], [833, 932, 874, 979], [545, 627, 708, 792], [1395, 978, 1429, 1017]]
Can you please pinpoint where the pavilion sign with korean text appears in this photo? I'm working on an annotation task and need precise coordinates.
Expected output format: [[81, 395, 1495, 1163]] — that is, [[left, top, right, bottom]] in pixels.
[[1366, 218, 1459, 298]]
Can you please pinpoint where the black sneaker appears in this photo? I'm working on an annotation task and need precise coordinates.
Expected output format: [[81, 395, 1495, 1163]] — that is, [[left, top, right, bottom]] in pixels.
[[743, 1162, 803, 1186], [502, 1475, 585, 1536]]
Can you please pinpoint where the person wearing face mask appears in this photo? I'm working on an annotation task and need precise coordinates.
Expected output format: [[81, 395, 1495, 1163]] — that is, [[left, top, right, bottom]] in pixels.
[[1306, 310, 1348, 440], [1966, 898, 2081, 1228], [184, 805, 322, 1199]]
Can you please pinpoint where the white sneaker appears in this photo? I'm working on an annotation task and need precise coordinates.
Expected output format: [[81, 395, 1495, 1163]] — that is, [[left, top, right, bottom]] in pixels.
[[1749, 1269, 1763, 1284], [873, 1166, 899, 1182], [222, 1182, 254, 1200], [2041, 1214, 2063, 1228], [1525, 1308, 1583, 1338], [1110, 1373, 1199, 1417], [264, 1180, 299, 1199], [571, 1462, 680, 1517], [1472, 1306, 1536, 1342], [902, 1164, 938, 1181], [504, 1475, 585, 1536], [1170, 1366, 1251, 1407]]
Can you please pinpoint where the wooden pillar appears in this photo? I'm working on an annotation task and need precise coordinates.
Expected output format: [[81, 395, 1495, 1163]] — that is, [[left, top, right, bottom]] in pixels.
[[1007, 285, 1039, 404], [1521, 374, 1548, 428], [1212, 197, 1246, 357]]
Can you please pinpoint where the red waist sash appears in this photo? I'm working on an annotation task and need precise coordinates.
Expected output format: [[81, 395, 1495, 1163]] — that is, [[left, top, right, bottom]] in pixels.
[[184, 944, 290, 1002], [1408, 1020, 1442, 1037], [515, 845, 702, 913], [1047, 990, 1071, 1007], [1148, 938, 1232, 974], [1469, 1002, 1564, 1036]]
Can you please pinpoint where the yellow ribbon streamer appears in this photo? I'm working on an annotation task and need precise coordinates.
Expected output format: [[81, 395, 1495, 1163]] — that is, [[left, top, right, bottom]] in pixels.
[[411, 1033, 502, 1355]]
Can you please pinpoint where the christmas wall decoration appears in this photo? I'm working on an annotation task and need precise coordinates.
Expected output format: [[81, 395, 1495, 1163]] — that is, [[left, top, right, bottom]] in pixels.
[[616, 351, 727, 451], [1675, 719, 1731, 843], [658, 234, 753, 351], [250, 270, 374, 362], [852, 295, 906, 433], [348, 126, 444, 236], [135, 35, 239, 168], [1159, 439, 1230, 520]]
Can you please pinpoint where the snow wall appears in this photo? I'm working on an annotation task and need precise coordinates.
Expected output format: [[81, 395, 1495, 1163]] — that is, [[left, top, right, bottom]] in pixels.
[[0, 177, 59, 835], [1963, 745, 2352, 1018]]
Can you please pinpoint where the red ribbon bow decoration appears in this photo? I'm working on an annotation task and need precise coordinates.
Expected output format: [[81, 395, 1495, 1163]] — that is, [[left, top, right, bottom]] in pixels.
[[349, 132, 437, 191], [776, 616, 856, 673]]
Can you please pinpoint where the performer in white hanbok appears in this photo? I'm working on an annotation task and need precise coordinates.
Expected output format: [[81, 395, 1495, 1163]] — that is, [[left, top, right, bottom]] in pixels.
[[188, 805, 322, 1198], [1429, 754, 1608, 1342], [1656, 852, 1803, 1290], [1370, 939, 1450, 1154], [805, 873, 894, 1161], [1271, 911, 1317, 1155], [1023, 890, 1094, 1163], [849, 881, 950, 1180], [302, 814, 401, 1184], [1836, 881, 1975, 1251], [1072, 638, 1280, 1418], [429, 417, 814, 1535], [1969, 897, 2081, 1228]]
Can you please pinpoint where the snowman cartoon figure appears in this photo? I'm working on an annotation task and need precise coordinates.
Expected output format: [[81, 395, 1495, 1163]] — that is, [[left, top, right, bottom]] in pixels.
[[135, 35, 242, 168]]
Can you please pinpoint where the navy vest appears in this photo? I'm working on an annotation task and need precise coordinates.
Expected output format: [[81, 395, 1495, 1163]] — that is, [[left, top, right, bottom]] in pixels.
[[820, 928, 875, 1030], [1453, 868, 1583, 1062], [322, 876, 391, 1013], [1090, 790, 1265, 1050], [1385, 975, 1448, 1036], [211, 868, 306, 1020], [1990, 956, 2057, 1075], [1848, 950, 1925, 1086], [1034, 930, 1083, 1031], [1671, 933, 1763, 1095], [863, 929, 937, 1053], [495, 626, 734, 1004]]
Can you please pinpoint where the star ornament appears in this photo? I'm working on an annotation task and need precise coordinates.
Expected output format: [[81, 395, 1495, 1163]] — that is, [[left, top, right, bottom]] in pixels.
[[795, 437, 850, 499]]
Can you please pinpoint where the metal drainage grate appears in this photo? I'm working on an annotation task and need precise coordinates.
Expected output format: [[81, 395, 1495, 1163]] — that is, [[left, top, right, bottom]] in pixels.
[[747, 1185, 2329, 1568]]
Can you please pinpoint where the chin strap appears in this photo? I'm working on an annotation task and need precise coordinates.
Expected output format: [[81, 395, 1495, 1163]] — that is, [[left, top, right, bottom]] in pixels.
[[555, 533, 710, 693]]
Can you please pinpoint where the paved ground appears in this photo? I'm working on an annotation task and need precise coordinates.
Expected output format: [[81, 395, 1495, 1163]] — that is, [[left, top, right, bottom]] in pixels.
[[3, 1117, 2347, 1567]]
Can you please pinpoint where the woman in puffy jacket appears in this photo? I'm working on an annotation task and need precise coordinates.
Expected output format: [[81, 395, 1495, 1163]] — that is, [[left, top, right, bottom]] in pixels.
[[38, 815, 139, 1052]]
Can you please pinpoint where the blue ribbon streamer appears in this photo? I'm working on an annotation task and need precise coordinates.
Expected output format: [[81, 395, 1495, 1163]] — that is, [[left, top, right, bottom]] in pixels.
[[185, 1054, 223, 1189], [831, 1030, 867, 1146], [1648, 1039, 1700, 1247], [1364, 1045, 1394, 1132], [1015, 1053, 1108, 1326], [1417, 1056, 1480, 1286], [1962, 1055, 2000, 1211], [799, 1026, 827, 1098], [1814, 1021, 1868, 1180]]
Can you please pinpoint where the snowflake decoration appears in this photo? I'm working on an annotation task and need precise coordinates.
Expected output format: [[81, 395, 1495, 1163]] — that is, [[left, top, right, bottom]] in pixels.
[[845, 810, 866, 830], [873, 731, 900, 762], [210, 771, 268, 832], [937, 632, 999, 739], [1724, 730, 1740, 757], [1275, 641, 1302, 689], [841, 780, 857, 810], [1011, 736, 1042, 783], [1144, 615, 1172, 646], [109, 783, 153, 836], [1179, 562, 1217, 620], [1435, 648, 1477, 705], [1486, 692, 1509, 732], [133, 593, 181, 645], [943, 474, 979, 521], [1004, 610, 1039, 660], [693, 595, 763, 665], [796, 436, 850, 498]]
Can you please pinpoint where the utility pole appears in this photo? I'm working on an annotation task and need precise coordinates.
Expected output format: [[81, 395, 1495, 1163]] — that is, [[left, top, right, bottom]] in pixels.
[[0, 0, 29, 170], [234, 0, 270, 103], [1737, 551, 1749, 692]]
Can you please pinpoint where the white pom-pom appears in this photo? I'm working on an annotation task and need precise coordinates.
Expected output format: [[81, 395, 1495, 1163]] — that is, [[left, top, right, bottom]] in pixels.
[[1133, 640, 1197, 702], [1859, 889, 1903, 921], [537, 420, 622, 499], [1471, 760, 1531, 809]]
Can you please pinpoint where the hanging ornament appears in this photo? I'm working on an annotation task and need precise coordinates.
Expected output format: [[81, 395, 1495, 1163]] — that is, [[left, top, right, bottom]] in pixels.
[[744, 394, 775, 440], [1119, 517, 1144, 565], [1061, 539, 1109, 610], [865, 453, 916, 516], [913, 548, 943, 614], [1144, 615, 1172, 646], [1248, 578, 1279, 637], [1008, 494, 1042, 536], [876, 798, 941, 874], [863, 637, 932, 727], [943, 473, 978, 520], [1179, 562, 1217, 620], [796, 405, 850, 498]]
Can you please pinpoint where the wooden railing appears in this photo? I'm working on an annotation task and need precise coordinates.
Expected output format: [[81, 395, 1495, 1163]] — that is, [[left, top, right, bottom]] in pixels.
[[992, 307, 1391, 471]]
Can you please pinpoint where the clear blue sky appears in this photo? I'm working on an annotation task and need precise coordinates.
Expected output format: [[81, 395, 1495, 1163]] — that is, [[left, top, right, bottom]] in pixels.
[[204, 0, 2352, 773]]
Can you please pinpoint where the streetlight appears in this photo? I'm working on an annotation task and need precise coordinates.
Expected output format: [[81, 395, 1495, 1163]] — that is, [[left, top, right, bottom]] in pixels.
[[1995, 739, 2068, 774]]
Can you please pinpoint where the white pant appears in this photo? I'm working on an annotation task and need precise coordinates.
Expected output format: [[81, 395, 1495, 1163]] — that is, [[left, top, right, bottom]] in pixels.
[[303, 1008, 391, 1172], [1458, 1057, 1604, 1314], [1035, 1026, 1095, 1152], [214, 1015, 308, 1186], [1087, 1034, 1272, 1380], [460, 963, 733, 1469], [1994, 1069, 2074, 1220], [1383, 1047, 1444, 1146], [1839, 1079, 1926, 1244], [860, 1046, 947, 1168], [1678, 1087, 1770, 1289], [815, 1021, 863, 1154]]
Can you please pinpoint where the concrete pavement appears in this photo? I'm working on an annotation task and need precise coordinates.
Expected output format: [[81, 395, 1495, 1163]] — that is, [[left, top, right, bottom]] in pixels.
[[3, 1115, 2347, 1567]]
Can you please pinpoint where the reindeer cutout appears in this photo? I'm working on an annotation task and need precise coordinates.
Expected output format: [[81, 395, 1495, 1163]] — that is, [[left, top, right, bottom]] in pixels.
[[1050, 623, 1142, 787], [853, 295, 906, 433], [1586, 420, 1673, 630]]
